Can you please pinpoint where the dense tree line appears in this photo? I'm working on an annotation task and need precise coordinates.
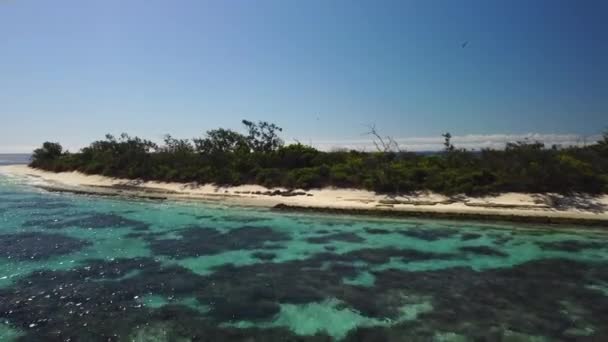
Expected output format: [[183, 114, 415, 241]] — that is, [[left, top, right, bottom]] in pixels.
[[30, 121, 608, 195]]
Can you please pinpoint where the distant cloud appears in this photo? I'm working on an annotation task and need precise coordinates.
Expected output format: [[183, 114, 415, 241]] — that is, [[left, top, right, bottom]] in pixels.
[[0, 133, 602, 154], [307, 133, 603, 152], [0, 145, 38, 154], [0, 144, 81, 154]]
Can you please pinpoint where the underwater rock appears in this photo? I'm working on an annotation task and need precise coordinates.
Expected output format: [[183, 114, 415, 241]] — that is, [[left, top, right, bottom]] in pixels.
[[1, 232, 608, 341], [210, 297, 281, 321], [364, 227, 392, 235], [23, 212, 150, 230], [398, 227, 459, 241], [0, 232, 91, 260], [460, 233, 482, 241], [134, 309, 333, 342], [343, 326, 392, 341], [261, 243, 285, 250], [220, 215, 271, 223], [459, 246, 508, 257], [306, 232, 365, 244], [194, 214, 215, 219], [191, 247, 456, 322], [124, 231, 167, 240], [493, 236, 513, 246], [149, 226, 290, 258], [339, 247, 455, 265], [0, 257, 207, 341], [537, 240, 605, 252], [77, 257, 159, 279], [372, 259, 608, 339], [252, 252, 277, 261]]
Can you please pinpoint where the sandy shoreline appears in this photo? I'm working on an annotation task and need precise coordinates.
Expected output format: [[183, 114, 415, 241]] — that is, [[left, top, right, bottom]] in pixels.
[[2, 164, 608, 226]]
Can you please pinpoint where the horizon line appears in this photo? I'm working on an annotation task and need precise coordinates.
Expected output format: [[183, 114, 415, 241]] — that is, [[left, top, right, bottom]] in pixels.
[[0, 132, 603, 154]]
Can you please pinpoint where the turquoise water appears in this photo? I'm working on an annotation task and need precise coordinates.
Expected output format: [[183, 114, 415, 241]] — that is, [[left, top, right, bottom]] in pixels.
[[1, 173, 608, 341]]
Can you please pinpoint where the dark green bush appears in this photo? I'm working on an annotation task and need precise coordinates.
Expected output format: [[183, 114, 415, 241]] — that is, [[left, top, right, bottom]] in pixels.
[[29, 126, 608, 195]]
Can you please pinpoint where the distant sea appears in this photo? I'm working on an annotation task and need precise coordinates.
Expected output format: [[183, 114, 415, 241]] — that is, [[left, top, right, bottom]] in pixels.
[[0, 154, 31, 165]]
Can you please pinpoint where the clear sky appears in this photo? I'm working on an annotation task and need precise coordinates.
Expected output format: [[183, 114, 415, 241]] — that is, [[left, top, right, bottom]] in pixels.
[[0, 0, 606, 152]]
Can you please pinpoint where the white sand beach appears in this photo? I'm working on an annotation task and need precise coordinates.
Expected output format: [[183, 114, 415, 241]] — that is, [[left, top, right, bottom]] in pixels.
[[2, 164, 608, 225]]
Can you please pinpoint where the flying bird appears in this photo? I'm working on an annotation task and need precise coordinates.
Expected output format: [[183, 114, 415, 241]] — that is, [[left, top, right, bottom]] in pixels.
[[461, 41, 469, 48]]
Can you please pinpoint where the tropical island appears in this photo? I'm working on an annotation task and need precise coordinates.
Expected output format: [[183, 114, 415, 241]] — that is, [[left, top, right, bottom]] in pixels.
[[3, 0, 608, 340], [2, 120, 606, 225]]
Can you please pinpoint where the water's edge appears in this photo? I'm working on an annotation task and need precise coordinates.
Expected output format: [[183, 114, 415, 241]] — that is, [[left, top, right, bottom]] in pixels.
[[273, 203, 608, 227]]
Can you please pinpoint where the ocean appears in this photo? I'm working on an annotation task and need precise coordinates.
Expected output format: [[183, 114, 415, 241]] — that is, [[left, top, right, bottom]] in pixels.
[[0, 154, 31, 166], [1, 173, 607, 340]]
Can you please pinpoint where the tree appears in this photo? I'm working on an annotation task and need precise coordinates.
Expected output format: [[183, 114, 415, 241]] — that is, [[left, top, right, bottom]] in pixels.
[[365, 124, 401, 153], [193, 129, 250, 155], [26, 121, 608, 195], [161, 135, 194, 154], [242, 120, 284, 152], [31, 142, 63, 167], [442, 132, 455, 152]]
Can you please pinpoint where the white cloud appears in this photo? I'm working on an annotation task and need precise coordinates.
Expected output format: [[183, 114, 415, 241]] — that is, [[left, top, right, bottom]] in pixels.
[[1, 133, 602, 154], [306, 133, 602, 152], [0, 145, 38, 154], [0, 144, 82, 154]]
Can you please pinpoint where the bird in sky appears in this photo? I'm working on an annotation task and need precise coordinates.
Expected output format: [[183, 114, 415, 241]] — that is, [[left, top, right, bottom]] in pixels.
[[461, 41, 469, 48]]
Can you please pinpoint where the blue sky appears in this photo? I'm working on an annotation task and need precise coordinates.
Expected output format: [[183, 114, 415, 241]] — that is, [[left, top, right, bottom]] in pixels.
[[0, 0, 606, 152]]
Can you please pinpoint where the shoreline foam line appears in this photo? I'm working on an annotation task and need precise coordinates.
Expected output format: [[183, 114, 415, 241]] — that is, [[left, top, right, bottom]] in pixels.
[[2, 164, 608, 226]]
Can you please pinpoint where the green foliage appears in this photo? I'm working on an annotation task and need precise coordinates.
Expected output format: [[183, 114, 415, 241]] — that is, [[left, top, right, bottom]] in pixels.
[[442, 132, 455, 152], [242, 120, 284, 152], [29, 123, 608, 195], [160, 135, 194, 154], [286, 167, 324, 188], [193, 129, 249, 155], [31, 142, 63, 168]]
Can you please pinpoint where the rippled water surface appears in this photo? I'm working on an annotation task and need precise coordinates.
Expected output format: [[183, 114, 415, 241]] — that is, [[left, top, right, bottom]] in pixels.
[[1, 173, 608, 341]]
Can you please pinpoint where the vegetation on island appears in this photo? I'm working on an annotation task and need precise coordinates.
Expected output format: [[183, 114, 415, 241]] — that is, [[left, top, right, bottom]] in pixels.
[[30, 121, 608, 195]]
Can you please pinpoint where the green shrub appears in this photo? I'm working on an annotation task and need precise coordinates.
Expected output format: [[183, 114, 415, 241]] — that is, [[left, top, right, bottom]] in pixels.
[[28, 123, 608, 195]]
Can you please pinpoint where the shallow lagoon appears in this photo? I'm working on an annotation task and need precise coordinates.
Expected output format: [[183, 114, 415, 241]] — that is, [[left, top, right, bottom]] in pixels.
[[1, 174, 608, 341]]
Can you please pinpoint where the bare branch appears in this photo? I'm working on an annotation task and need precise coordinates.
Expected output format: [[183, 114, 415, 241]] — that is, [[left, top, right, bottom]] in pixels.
[[387, 136, 402, 153], [363, 123, 402, 153]]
